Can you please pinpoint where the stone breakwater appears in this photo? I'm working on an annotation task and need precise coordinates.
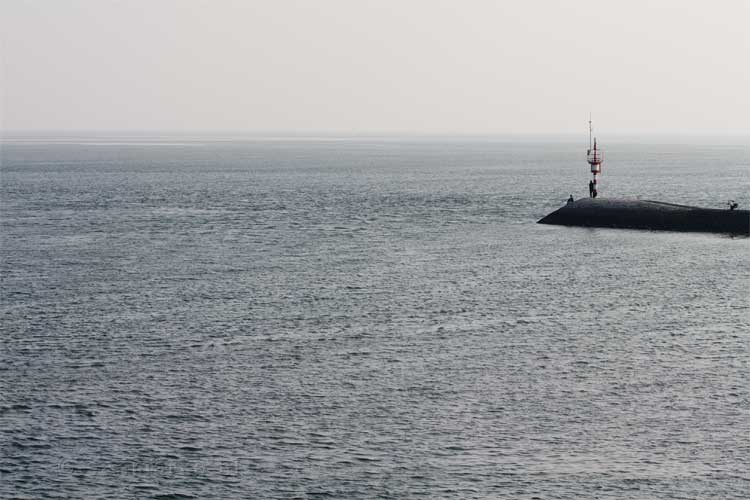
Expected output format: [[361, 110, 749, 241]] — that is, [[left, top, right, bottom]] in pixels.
[[538, 198, 750, 235]]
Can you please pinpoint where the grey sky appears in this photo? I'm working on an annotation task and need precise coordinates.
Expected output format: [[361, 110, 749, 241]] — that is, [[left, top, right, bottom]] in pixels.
[[1, 0, 748, 135]]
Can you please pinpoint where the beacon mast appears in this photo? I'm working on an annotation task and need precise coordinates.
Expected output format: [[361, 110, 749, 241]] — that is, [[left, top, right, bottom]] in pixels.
[[586, 117, 603, 197]]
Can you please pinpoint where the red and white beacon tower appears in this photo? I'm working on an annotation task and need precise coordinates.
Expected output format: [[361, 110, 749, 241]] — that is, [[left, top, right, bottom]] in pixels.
[[586, 118, 603, 198]]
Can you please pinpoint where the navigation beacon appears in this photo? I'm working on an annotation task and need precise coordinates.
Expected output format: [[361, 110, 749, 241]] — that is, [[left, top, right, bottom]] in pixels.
[[586, 118, 603, 198]]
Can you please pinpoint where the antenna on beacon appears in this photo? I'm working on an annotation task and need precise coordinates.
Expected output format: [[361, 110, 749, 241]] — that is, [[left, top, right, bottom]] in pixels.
[[586, 116, 602, 198]]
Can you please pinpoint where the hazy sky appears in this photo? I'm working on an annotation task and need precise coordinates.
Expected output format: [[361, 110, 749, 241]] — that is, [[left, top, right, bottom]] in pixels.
[[1, 0, 748, 135]]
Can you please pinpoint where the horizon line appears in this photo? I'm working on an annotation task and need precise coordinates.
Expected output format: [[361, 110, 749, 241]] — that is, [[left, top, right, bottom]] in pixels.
[[3, 129, 750, 139]]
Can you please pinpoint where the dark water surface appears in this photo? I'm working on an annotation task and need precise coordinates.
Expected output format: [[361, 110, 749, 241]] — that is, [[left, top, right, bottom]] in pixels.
[[1, 137, 748, 499]]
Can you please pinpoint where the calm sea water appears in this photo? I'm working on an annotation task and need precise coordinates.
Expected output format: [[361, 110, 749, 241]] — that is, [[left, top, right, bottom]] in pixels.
[[1, 136, 748, 499]]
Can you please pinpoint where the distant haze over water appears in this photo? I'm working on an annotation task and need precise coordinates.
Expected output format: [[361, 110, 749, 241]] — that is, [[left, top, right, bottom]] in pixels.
[[2, 0, 749, 135]]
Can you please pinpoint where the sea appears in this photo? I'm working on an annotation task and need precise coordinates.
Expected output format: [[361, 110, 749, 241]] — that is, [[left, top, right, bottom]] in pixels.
[[1, 135, 748, 499]]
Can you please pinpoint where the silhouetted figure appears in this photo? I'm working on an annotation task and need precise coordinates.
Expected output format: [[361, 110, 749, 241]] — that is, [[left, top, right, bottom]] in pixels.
[[588, 180, 594, 198], [728, 200, 738, 210], [592, 189, 598, 198], [567, 195, 574, 204]]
